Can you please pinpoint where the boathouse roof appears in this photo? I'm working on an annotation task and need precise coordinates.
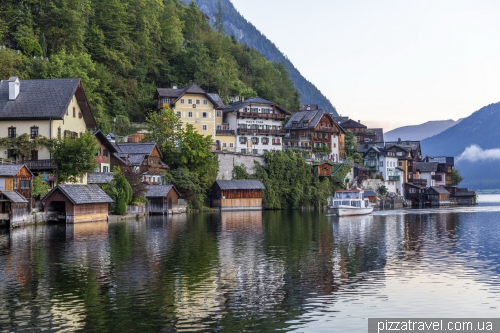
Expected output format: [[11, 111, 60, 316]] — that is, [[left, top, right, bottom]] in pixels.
[[87, 172, 114, 184], [426, 186, 451, 195], [1, 190, 28, 203], [43, 184, 113, 204], [213, 180, 266, 190], [145, 185, 180, 198]]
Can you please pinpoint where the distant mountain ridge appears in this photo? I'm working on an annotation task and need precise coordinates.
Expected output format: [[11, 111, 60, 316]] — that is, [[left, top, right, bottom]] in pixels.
[[384, 119, 460, 142], [193, 0, 338, 115], [421, 101, 500, 189]]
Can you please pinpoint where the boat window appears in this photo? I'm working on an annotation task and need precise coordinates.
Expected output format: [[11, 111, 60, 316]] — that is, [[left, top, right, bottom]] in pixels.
[[365, 200, 369, 208], [342, 200, 350, 206], [332, 201, 340, 207]]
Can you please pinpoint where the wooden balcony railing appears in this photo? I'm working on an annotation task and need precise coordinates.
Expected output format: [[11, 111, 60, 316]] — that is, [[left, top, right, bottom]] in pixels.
[[25, 159, 58, 170], [237, 128, 286, 136], [239, 112, 286, 120], [388, 176, 400, 181], [319, 126, 335, 132], [216, 129, 235, 136]]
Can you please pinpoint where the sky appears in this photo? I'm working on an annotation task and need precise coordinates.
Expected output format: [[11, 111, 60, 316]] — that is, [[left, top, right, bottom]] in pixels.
[[229, 0, 500, 131]]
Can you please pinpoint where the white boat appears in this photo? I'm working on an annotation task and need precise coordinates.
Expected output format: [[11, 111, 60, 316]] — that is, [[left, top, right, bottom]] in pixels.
[[328, 189, 373, 217]]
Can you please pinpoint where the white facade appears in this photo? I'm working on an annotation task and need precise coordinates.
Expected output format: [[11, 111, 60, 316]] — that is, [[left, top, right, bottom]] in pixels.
[[331, 134, 341, 163], [380, 155, 401, 194], [225, 103, 285, 155], [419, 171, 436, 188]]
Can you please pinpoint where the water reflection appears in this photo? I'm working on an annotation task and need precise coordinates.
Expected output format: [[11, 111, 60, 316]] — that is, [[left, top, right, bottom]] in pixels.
[[0, 207, 499, 332]]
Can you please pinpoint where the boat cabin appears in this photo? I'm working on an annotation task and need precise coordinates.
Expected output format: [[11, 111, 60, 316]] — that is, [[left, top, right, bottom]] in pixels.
[[329, 189, 370, 208]]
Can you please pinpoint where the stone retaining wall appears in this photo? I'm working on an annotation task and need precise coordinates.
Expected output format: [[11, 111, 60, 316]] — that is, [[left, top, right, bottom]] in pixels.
[[216, 152, 265, 180]]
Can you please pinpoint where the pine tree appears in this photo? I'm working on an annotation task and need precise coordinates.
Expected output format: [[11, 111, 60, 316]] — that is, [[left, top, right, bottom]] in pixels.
[[215, 0, 224, 34]]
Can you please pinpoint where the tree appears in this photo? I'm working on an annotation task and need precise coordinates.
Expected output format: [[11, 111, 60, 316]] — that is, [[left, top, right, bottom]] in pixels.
[[143, 107, 183, 166], [120, 165, 147, 203], [452, 169, 463, 186], [214, 0, 224, 34], [51, 131, 99, 184], [344, 130, 362, 164], [32, 174, 50, 199]]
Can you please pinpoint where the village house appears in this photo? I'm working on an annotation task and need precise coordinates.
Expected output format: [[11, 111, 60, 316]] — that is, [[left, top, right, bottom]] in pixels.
[[112, 142, 168, 184], [0, 164, 33, 227], [93, 130, 118, 173], [444, 186, 476, 205], [385, 140, 422, 187], [43, 184, 113, 223], [423, 156, 454, 186], [362, 146, 403, 194], [154, 83, 231, 149], [0, 77, 97, 182], [404, 183, 426, 206], [224, 98, 290, 155], [283, 109, 345, 162], [145, 185, 185, 214], [335, 117, 367, 142], [415, 162, 438, 188], [211, 180, 266, 210]]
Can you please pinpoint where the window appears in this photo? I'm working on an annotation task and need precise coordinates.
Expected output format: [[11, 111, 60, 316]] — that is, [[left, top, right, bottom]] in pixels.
[[333, 143, 336, 148], [251, 107, 259, 113], [8, 127, 16, 138], [7, 149, 16, 159], [223, 143, 227, 147], [251, 137, 259, 144], [196, 99, 200, 104], [180, 99, 185, 104], [21, 180, 30, 189], [217, 125, 221, 130], [380, 161, 383, 167], [217, 110, 222, 117], [188, 99, 192, 104], [229, 143, 233, 148], [202, 112, 208, 118], [262, 137, 269, 144], [30, 126, 39, 139], [409, 188, 416, 193], [103, 166, 109, 172], [73, 107, 76, 117], [57, 127, 61, 139], [103, 149, 109, 157], [31, 150, 38, 161], [203, 100, 208, 105], [188, 111, 193, 118], [239, 137, 247, 144], [66, 108, 69, 115], [396, 152, 403, 156], [262, 108, 271, 114], [176, 111, 181, 117], [202, 125, 207, 131], [241, 148, 247, 153]]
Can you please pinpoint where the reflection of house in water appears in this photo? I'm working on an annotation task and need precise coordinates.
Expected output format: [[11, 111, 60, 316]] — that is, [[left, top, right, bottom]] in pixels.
[[219, 211, 263, 233]]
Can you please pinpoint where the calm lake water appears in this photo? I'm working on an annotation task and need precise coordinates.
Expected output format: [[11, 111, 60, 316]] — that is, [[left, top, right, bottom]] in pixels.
[[1, 199, 500, 332]]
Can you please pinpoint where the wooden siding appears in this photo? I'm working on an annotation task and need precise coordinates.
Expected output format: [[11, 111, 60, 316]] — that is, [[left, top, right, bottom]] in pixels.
[[44, 190, 109, 223], [212, 188, 264, 210], [316, 163, 332, 177]]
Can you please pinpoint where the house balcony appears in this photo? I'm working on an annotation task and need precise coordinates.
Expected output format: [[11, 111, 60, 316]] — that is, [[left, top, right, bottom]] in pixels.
[[237, 128, 286, 136], [157, 102, 169, 109], [388, 175, 400, 181], [412, 179, 427, 186], [319, 126, 335, 132], [25, 159, 58, 170], [239, 112, 286, 120], [284, 135, 310, 142], [216, 129, 235, 136]]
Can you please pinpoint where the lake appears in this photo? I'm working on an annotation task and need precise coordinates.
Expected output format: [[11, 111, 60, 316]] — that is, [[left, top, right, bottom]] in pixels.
[[1, 199, 500, 332]]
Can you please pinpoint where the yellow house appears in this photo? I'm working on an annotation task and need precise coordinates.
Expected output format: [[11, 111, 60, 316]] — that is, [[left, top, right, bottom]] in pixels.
[[0, 77, 97, 184], [154, 83, 235, 151]]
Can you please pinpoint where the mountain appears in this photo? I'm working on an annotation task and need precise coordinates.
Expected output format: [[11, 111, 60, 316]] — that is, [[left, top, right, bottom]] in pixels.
[[421, 102, 500, 189], [384, 120, 459, 142], [193, 0, 338, 115]]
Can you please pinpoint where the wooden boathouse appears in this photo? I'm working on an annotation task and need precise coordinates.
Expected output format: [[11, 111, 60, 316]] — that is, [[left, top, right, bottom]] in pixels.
[[0, 191, 29, 228], [43, 184, 113, 223], [425, 186, 451, 206], [211, 180, 266, 211], [145, 185, 185, 214]]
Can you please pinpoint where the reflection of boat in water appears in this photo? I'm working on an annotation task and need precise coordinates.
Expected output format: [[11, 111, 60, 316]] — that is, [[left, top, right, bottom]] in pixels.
[[328, 189, 373, 217]]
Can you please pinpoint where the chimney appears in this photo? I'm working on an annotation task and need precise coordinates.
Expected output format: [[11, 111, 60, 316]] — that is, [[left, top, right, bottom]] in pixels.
[[172, 83, 177, 89], [398, 138, 401, 144], [241, 96, 245, 102], [8, 76, 20, 100], [358, 120, 360, 123]]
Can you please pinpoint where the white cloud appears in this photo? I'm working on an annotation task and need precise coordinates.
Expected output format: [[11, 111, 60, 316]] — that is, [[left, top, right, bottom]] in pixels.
[[456, 145, 500, 162]]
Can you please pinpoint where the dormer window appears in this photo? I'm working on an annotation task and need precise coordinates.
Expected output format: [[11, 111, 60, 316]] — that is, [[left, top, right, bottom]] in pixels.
[[30, 126, 39, 139], [8, 127, 16, 138], [73, 107, 76, 117]]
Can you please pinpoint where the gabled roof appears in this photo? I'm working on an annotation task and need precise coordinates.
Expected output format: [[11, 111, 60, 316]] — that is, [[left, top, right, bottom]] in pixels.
[[426, 186, 450, 195], [1, 190, 28, 203], [284, 109, 343, 133], [213, 180, 266, 190], [0, 164, 26, 177], [116, 142, 159, 155], [416, 162, 439, 173], [145, 185, 181, 198], [155, 83, 225, 109], [94, 130, 119, 154], [87, 172, 114, 184], [0, 77, 96, 127], [224, 97, 291, 115], [358, 142, 385, 154], [385, 140, 421, 152], [367, 128, 384, 142], [334, 117, 367, 129], [43, 184, 113, 204]]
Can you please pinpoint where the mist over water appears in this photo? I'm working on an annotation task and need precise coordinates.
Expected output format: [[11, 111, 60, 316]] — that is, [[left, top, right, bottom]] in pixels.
[[1, 205, 500, 332]]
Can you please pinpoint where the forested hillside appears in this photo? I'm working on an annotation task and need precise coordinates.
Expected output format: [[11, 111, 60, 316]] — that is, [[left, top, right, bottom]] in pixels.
[[0, 0, 300, 133], [193, 0, 339, 116]]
